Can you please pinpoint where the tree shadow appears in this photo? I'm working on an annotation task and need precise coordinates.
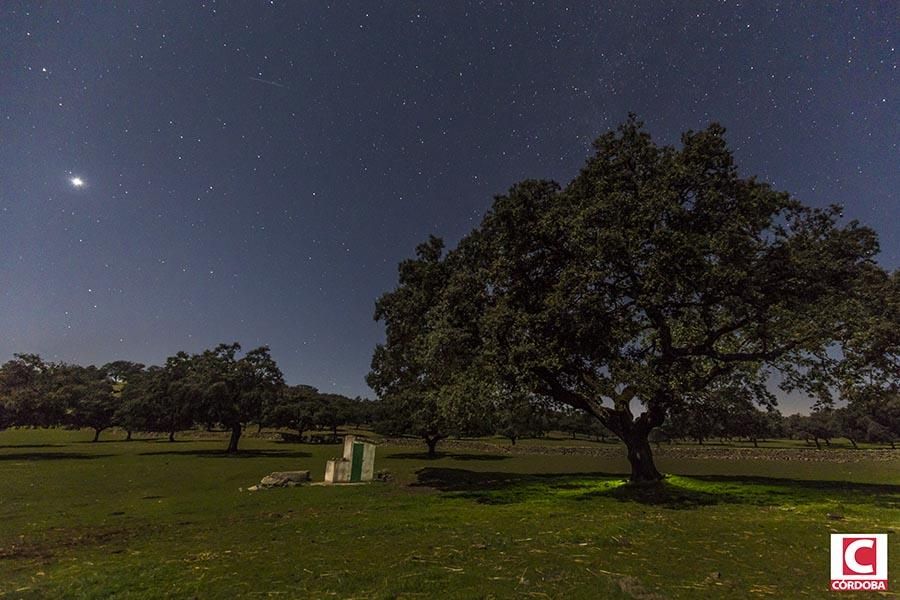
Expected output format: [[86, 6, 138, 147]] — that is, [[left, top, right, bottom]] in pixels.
[[413, 467, 618, 493], [138, 449, 312, 459], [686, 474, 900, 510], [588, 476, 900, 510], [413, 467, 900, 510], [386, 452, 512, 461], [0, 443, 65, 450], [581, 481, 724, 509], [0, 452, 114, 461]]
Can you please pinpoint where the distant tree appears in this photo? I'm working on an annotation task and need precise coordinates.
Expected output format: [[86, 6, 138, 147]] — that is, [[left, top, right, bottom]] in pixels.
[[552, 406, 612, 441], [729, 406, 777, 448], [404, 117, 885, 481], [103, 361, 146, 440], [834, 404, 871, 449], [832, 394, 900, 449], [102, 360, 146, 384], [764, 410, 787, 439], [192, 344, 284, 452], [801, 410, 838, 449], [865, 415, 895, 448], [869, 394, 900, 448], [0, 354, 57, 429], [372, 396, 448, 457], [345, 396, 377, 429], [311, 394, 352, 440], [57, 365, 119, 442], [648, 427, 672, 447], [115, 381, 149, 441], [667, 385, 767, 445], [785, 415, 810, 446], [495, 394, 548, 445], [115, 357, 196, 442], [668, 396, 724, 445], [265, 385, 320, 439], [158, 354, 202, 441], [552, 408, 583, 440], [368, 236, 455, 457], [709, 385, 779, 447]]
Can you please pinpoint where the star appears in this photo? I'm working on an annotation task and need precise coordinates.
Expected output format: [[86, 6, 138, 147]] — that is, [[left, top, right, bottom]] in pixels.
[[70, 176, 84, 188]]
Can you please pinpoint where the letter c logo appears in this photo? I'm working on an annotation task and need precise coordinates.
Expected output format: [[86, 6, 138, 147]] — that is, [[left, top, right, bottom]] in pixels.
[[845, 539, 875, 574]]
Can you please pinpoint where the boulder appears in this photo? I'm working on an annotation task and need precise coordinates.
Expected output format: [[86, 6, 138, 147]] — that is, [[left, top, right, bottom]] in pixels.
[[258, 470, 310, 488]]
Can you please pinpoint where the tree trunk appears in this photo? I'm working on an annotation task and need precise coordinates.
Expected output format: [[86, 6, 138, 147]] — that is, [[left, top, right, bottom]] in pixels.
[[257, 423, 263, 434], [425, 436, 439, 458], [848, 437, 858, 449], [92, 428, 101, 442], [509, 436, 517, 446], [624, 431, 664, 483], [751, 437, 758, 448], [126, 430, 132, 441], [169, 430, 176, 442], [813, 437, 821, 450], [227, 423, 242, 453]]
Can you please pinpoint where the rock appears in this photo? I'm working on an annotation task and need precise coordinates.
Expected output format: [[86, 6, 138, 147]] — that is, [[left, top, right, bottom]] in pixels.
[[374, 469, 394, 482], [280, 470, 311, 482], [258, 470, 310, 488], [247, 485, 259, 492]]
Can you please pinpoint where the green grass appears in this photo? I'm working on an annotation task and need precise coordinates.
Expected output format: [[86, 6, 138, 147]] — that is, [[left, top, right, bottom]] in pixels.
[[1, 429, 898, 599]]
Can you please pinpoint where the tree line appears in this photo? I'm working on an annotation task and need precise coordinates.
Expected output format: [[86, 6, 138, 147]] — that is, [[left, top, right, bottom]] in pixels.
[[657, 398, 899, 449], [0, 345, 372, 452], [368, 384, 899, 453], [1, 345, 896, 454]]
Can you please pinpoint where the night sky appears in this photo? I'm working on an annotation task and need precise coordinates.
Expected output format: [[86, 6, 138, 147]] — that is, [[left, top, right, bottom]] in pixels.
[[1, 2, 897, 412]]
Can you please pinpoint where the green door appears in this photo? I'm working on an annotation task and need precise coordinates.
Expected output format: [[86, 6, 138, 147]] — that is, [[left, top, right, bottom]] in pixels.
[[350, 442, 364, 482]]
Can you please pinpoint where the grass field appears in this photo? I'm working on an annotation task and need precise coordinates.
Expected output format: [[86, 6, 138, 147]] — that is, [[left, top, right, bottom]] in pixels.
[[1, 429, 897, 599]]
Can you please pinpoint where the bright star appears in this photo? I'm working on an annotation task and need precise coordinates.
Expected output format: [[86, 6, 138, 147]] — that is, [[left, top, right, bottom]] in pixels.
[[70, 177, 84, 187]]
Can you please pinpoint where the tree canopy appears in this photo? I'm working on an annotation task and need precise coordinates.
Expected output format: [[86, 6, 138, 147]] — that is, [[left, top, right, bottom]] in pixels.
[[189, 343, 284, 452], [373, 116, 894, 481]]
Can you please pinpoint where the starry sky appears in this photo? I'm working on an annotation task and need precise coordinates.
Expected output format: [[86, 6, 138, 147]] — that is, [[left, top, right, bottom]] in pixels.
[[1, 2, 897, 412]]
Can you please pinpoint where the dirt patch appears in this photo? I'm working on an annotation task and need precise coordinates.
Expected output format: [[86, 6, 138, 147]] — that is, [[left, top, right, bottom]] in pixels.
[[0, 527, 135, 561]]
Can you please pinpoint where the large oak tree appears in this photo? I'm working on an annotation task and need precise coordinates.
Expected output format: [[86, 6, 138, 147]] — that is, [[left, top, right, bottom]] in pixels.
[[390, 117, 887, 481]]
